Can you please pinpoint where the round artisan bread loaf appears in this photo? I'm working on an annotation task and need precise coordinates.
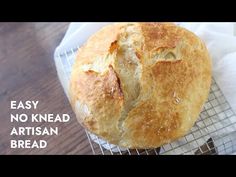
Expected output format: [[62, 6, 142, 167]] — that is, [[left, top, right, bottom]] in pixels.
[[69, 23, 212, 148]]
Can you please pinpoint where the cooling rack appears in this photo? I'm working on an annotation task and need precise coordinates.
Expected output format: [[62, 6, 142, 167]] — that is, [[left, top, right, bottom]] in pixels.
[[55, 47, 236, 155]]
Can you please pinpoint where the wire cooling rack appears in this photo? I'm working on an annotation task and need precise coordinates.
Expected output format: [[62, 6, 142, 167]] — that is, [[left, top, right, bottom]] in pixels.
[[55, 47, 236, 155]]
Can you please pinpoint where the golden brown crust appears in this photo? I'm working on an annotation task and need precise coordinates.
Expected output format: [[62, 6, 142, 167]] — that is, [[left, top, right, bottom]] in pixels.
[[69, 23, 212, 148]]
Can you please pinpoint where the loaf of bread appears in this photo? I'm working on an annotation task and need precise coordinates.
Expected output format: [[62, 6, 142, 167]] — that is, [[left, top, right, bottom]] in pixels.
[[69, 23, 212, 149]]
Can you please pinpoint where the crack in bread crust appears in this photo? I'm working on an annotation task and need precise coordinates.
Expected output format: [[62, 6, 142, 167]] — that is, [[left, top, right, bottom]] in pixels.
[[114, 24, 143, 138]]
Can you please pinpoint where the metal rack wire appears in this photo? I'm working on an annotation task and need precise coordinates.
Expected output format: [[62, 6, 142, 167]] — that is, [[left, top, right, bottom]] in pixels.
[[55, 47, 236, 155]]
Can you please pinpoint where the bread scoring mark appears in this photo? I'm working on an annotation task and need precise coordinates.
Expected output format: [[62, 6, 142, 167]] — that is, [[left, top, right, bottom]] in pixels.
[[114, 24, 143, 137], [164, 52, 176, 60], [153, 50, 178, 62], [150, 43, 184, 65]]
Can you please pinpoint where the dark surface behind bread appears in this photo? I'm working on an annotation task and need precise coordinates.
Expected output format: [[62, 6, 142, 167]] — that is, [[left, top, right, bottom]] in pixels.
[[0, 23, 92, 154]]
